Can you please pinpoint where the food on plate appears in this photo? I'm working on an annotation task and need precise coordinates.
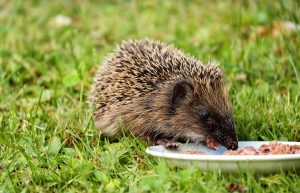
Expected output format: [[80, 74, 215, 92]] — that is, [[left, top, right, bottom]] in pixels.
[[184, 150, 206, 155], [223, 141, 300, 155]]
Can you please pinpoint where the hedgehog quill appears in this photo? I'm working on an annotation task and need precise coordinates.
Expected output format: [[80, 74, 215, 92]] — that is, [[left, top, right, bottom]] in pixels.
[[89, 40, 238, 150]]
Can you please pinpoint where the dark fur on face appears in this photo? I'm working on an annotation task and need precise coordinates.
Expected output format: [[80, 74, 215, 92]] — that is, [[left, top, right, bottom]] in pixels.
[[168, 79, 238, 150]]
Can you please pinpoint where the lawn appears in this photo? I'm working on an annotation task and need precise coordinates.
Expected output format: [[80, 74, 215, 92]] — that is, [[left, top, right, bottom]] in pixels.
[[0, 0, 300, 192]]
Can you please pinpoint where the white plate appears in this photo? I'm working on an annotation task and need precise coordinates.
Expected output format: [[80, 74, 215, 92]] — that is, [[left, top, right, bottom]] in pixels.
[[146, 141, 300, 173]]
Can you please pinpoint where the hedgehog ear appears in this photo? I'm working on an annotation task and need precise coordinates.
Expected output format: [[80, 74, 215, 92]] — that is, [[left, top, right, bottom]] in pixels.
[[172, 81, 193, 105]]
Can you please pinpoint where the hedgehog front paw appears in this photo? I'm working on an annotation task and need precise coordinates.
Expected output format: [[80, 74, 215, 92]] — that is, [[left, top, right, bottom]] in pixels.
[[155, 139, 182, 149], [205, 137, 220, 150]]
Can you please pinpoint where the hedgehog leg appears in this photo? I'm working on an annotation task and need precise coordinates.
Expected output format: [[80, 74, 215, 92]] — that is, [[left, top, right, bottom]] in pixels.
[[155, 139, 182, 149]]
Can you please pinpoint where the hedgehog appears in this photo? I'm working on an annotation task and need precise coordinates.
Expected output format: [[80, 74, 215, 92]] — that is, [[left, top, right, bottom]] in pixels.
[[89, 39, 238, 150]]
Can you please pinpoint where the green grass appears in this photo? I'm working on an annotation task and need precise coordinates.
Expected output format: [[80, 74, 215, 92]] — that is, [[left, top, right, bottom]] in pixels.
[[1, 0, 300, 192]]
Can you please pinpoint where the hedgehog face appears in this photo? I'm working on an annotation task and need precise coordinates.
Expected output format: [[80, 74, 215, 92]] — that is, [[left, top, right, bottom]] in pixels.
[[170, 80, 238, 150]]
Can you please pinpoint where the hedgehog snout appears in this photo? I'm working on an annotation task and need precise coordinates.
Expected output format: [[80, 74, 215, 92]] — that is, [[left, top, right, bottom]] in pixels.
[[219, 133, 238, 150], [226, 139, 238, 150], [222, 120, 238, 150], [224, 129, 238, 150], [212, 123, 238, 150]]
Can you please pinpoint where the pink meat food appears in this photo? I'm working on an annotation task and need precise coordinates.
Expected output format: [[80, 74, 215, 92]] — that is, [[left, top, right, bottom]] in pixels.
[[184, 150, 206, 155], [223, 141, 300, 155]]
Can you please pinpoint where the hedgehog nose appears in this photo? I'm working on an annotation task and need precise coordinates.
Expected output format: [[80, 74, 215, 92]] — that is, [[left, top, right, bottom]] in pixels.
[[228, 141, 238, 150]]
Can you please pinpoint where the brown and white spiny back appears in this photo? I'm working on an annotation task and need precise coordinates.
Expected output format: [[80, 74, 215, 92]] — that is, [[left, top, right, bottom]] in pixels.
[[89, 39, 231, 140]]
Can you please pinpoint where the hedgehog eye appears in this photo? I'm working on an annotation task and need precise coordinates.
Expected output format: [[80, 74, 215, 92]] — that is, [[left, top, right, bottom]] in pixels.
[[201, 113, 209, 120], [201, 112, 213, 122]]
